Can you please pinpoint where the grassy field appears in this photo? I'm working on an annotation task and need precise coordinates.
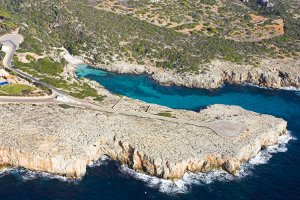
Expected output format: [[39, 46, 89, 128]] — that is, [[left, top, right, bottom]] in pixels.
[[0, 84, 35, 96]]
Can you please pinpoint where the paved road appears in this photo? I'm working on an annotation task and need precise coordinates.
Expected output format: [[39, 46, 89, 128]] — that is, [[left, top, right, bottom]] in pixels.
[[1, 35, 64, 95], [0, 33, 23, 68], [0, 33, 85, 104], [0, 92, 58, 103], [0, 33, 245, 138]]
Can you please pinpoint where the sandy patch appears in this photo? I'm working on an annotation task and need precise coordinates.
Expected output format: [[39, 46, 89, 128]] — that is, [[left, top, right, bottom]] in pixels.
[[16, 52, 45, 63], [177, 24, 204, 34], [61, 48, 84, 65], [250, 14, 267, 23]]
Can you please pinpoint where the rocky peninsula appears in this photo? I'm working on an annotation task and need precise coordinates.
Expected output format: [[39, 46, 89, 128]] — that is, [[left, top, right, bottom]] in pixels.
[[0, 103, 287, 180], [0, 32, 291, 180]]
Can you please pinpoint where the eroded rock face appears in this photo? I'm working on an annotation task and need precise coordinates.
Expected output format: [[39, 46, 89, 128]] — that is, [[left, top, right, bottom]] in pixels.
[[0, 104, 287, 179], [151, 60, 300, 89], [86, 59, 300, 90]]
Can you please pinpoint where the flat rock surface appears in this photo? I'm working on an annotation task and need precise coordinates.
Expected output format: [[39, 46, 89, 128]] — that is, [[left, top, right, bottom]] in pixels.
[[0, 104, 287, 179]]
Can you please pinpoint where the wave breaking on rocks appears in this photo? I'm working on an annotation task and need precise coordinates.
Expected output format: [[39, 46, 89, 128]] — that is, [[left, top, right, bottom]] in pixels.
[[120, 131, 296, 194], [0, 103, 288, 180], [0, 131, 295, 194]]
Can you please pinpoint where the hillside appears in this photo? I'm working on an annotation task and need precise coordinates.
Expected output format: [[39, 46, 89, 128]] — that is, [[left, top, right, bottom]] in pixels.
[[0, 0, 299, 87]]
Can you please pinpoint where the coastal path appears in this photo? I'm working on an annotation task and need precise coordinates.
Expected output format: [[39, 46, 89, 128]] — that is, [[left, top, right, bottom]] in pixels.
[[0, 33, 246, 138]]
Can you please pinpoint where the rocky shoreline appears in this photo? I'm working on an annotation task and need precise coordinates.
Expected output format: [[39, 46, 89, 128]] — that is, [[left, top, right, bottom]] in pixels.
[[0, 104, 287, 180], [0, 47, 291, 180], [82, 58, 300, 90]]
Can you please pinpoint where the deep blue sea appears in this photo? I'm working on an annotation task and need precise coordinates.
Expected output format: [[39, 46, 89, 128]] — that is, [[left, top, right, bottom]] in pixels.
[[1, 64, 300, 200]]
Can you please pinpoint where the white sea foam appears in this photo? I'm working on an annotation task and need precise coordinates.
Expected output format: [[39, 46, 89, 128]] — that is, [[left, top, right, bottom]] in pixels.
[[1, 132, 295, 194], [235, 131, 296, 179], [242, 82, 274, 90], [88, 155, 110, 167], [242, 82, 300, 92], [0, 167, 14, 178], [280, 86, 300, 92], [119, 131, 296, 194], [13, 169, 80, 183], [184, 170, 235, 185], [0, 167, 80, 183], [249, 131, 295, 166], [119, 166, 238, 194], [120, 167, 189, 194], [1, 156, 111, 182]]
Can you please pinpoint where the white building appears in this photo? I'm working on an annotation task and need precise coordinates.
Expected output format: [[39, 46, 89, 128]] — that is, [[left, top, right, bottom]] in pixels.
[[0, 68, 10, 77], [1, 45, 10, 53]]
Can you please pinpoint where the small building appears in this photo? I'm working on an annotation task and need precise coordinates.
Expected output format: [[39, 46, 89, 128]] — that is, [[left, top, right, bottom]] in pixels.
[[1, 45, 10, 53], [0, 68, 10, 77]]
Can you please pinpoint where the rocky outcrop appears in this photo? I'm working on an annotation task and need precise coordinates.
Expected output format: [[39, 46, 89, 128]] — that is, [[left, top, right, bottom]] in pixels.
[[83, 58, 300, 90], [0, 146, 87, 177], [0, 104, 287, 179]]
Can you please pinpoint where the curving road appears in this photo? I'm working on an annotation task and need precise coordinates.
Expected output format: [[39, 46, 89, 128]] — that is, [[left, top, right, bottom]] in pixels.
[[1, 35, 60, 93], [0, 33, 84, 104], [0, 33, 23, 68], [0, 33, 246, 138]]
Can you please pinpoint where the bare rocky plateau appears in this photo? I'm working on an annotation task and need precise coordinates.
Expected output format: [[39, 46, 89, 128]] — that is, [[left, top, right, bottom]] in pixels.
[[0, 103, 287, 180]]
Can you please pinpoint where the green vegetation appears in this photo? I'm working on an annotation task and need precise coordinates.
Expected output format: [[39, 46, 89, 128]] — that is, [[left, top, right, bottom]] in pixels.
[[2, 21, 16, 29], [19, 36, 44, 54], [25, 54, 35, 62], [58, 104, 74, 109], [12, 56, 105, 101], [244, 14, 252, 21], [69, 82, 103, 100], [14, 57, 63, 76], [156, 112, 173, 118], [201, 0, 217, 6], [0, 0, 299, 74], [0, 51, 5, 62], [243, 0, 300, 51], [174, 23, 198, 30], [0, 84, 35, 96], [0, 9, 11, 19], [0, 0, 270, 72], [0, 8, 16, 34]]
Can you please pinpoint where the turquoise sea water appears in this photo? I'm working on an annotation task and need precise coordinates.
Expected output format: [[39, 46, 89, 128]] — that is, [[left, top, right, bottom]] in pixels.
[[1, 64, 300, 199]]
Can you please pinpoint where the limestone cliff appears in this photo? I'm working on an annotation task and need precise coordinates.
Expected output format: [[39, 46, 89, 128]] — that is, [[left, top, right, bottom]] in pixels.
[[85, 58, 300, 90], [0, 104, 287, 179]]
